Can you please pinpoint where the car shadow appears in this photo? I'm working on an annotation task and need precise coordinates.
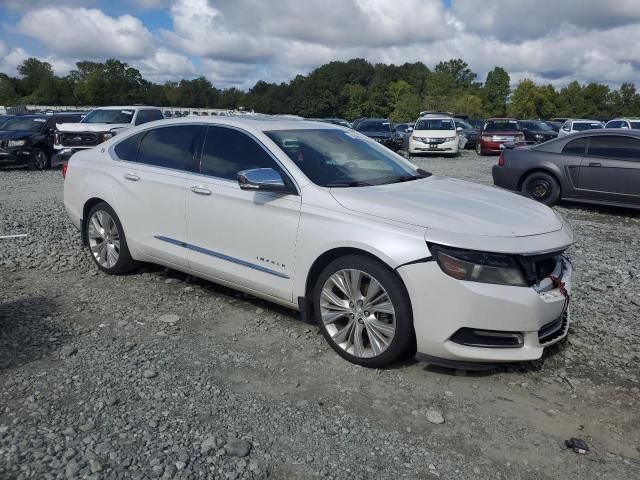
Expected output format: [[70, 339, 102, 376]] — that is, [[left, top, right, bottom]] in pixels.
[[0, 296, 64, 370], [557, 200, 640, 217]]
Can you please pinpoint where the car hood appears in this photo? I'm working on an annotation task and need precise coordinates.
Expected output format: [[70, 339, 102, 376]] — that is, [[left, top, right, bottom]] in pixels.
[[330, 176, 562, 237], [0, 130, 35, 140], [57, 123, 130, 132], [413, 129, 456, 138]]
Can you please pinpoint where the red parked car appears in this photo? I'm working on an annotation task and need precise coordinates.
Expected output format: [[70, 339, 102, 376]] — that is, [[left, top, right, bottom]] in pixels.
[[476, 118, 525, 155]]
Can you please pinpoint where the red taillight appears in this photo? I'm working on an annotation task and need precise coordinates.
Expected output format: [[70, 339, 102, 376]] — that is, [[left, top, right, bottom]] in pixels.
[[62, 162, 68, 178], [498, 151, 505, 166]]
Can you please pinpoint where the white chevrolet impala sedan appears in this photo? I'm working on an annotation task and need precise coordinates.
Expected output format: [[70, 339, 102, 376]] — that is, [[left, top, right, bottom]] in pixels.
[[64, 116, 573, 368]]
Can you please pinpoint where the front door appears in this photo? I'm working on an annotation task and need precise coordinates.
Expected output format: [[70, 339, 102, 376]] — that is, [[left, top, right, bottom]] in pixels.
[[577, 135, 640, 205], [185, 125, 301, 302]]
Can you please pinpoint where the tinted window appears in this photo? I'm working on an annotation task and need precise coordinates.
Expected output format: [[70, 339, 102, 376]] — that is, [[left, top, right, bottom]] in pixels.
[[606, 120, 625, 128], [587, 135, 640, 161], [137, 125, 202, 170], [630, 122, 640, 129], [82, 109, 134, 124], [1, 117, 47, 132], [562, 137, 587, 156], [114, 132, 144, 162], [355, 120, 392, 133], [573, 122, 602, 131], [135, 109, 164, 125], [201, 126, 280, 180], [483, 121, 519, 132]]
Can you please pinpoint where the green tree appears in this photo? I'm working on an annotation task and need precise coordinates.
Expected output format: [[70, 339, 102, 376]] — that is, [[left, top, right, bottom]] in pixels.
[[341, 83, 368, 119], [385, 80, 420, 122], [17, 58, 54, 95], [434, 59, 477, 88], [483, 67, 510, 116]]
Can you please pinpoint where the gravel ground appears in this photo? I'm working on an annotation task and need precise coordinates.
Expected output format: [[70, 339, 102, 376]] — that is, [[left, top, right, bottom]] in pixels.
[[1, 151, 639, 480]]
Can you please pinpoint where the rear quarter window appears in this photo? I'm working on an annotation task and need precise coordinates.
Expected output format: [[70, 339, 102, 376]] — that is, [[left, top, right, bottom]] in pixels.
[[562, 137, 587, 156], [113, 132, 144, 162]]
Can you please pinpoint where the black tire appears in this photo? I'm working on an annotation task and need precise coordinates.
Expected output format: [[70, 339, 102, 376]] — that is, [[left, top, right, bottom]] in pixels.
[[475, 143, 484, 156], [521, 171, 561, 206], [312, 254, 415, 368], [85, 202, 138, 275], [29, 149, 50, 170]]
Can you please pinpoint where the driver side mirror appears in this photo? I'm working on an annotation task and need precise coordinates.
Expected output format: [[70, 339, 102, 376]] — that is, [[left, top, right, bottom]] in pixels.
[[237, 168, 291, 193]]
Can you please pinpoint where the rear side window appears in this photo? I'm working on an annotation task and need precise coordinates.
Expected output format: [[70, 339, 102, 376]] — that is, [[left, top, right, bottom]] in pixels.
[[136, 125, 203, 171], [135, 109, 164, 126], [200, 126, 281, 180], [114, 132, 144, 162], [562, 137, 587, 156], [587, 135, 640, 161]]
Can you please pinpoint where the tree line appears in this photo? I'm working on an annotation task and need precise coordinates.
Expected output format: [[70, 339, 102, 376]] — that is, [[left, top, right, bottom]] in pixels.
[[1, 57, 639, 122]]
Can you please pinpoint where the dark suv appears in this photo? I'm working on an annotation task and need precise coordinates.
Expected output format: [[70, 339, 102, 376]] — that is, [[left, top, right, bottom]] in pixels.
[[0, 114, 83, 169], [354, 118, 403, 151]]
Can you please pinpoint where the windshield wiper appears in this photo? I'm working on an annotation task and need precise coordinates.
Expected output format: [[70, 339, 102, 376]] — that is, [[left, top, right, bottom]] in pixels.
[[325, 180, 372, 187], [378, 170, 432, 185]]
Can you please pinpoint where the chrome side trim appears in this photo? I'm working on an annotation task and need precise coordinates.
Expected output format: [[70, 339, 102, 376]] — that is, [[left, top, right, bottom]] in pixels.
[[154, 235, 290, 279]]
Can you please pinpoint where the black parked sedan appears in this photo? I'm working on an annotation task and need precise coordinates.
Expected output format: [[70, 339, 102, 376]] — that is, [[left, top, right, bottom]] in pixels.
[[354, 118, 403, 151], [518, 120, 558, 144], [493, 129, 640, 209], [0, 114, 82, 169]]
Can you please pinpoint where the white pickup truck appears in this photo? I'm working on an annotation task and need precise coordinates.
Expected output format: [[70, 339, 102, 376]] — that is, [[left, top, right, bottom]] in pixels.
[[53, 106, 164, 166]]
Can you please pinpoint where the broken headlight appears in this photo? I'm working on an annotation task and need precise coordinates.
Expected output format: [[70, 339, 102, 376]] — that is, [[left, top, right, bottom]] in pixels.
[[431, 246, 527, 287]]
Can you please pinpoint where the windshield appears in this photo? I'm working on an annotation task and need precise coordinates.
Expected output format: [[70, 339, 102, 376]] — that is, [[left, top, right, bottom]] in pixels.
[[0, 117, 46, 132], [521, 121, 553, 131], [355, 121, 391, 133], [454, 119, 473, 130], [265, 129, 427, 187], [415, 119, 455, 130], [574, 122, 602, 131], [484, 121, 519, 132], [82, 109, 134, 124]]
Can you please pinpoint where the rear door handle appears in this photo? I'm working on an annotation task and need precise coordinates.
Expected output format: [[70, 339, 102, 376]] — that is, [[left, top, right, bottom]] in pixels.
[[588, 162, 601, 167], [124, 172, 140, 181], [190, 185, 212, 196]]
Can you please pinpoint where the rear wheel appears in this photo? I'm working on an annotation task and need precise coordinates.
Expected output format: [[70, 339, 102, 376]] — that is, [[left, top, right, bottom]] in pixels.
[[313, 255, 414, 368], [521, 171, 560, 206], [85, 202, 138, 274]]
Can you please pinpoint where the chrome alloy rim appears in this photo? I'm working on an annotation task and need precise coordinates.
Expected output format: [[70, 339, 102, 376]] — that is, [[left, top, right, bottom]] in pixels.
[[320, 269, 396, 358], [34, 151, 47, 169], [87, 210, 120, 268]]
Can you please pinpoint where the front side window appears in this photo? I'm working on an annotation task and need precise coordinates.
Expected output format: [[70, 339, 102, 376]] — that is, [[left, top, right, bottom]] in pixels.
[[200, 126, 282, 180], [587, 135, 640, 161], [415, 119, 455, 130], [455, 119, 473, 130], [136, 125, 202, 171], [562, 137, 587, 156], [82, 109, 134, 124], [266, 129, 422, 187]]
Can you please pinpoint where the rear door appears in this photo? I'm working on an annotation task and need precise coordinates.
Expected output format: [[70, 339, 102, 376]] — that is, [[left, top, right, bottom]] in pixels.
[[184, 125, 301, 302], [110, 124, 204, 268], [577, 135, 640, 205]]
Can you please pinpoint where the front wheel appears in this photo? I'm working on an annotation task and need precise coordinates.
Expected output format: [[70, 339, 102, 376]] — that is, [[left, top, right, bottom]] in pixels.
[[475, 143, 484, 156], [313, 255, 415, 368], [85, 202, 138, 274], [521, 171, 561, 206], [29, 149, 50, 170]]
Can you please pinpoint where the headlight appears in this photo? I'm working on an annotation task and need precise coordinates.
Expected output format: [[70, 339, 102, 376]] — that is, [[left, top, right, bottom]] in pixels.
[[432, 246, 527, 287], [535, 134, 544, 140], [444, 136, 457, 142], [7, 140, 26, 147], [103, 132, 115, 140]]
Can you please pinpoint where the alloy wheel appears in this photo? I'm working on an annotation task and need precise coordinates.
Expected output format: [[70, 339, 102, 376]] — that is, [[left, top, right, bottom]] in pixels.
[[34, 151, 48, 170], [320, 269, 396, 358], [87, 210, 120, 268]]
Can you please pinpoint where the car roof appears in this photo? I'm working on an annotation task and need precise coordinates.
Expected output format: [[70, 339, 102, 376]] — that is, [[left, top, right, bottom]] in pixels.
[[131, 115, 345, 133], [607, 117, 640, 121], [91, 106, 160, 110]]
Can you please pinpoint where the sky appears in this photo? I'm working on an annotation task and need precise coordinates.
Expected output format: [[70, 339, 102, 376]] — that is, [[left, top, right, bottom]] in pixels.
[[1, 0, 640, 90]]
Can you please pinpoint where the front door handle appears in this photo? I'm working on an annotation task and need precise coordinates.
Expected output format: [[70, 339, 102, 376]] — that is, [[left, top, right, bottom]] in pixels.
[[190, 185, 212, 196], [124, 172, 140, 181], [588, 162, 601, 167]]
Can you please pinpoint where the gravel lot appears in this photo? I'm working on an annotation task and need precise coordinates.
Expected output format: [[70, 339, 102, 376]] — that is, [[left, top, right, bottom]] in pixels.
[[1, 150, 639, 479]]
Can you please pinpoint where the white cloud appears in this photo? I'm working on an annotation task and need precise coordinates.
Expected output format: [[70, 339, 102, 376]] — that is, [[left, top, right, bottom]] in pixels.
[[0, 41, 29, 76], [135, 48, 196, 81], [17, 7, 155, 59]]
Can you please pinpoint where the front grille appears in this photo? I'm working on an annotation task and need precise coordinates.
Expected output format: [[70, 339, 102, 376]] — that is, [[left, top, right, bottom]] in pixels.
[[538, 312, 568, 345], [60, 132, 101, 147]]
